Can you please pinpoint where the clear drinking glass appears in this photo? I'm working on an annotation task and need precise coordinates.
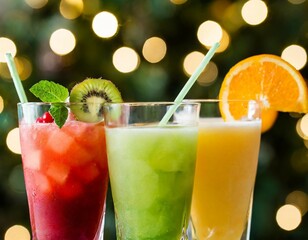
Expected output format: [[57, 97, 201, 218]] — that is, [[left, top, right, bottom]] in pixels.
[[103, 102, 200, 240], [18, 102, 108, 240], [188, 99, 262, 240]]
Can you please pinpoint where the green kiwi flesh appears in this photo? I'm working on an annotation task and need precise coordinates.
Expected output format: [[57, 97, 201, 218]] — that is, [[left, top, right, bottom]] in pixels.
[[69, 78, 123, 122]]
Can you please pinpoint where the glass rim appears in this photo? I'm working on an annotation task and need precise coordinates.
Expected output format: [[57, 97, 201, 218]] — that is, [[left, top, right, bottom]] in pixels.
[[17, 102, 104, 106], [102, 101, 201, 107], [17, 101, 201, 106], [183, 99, 261, 104]]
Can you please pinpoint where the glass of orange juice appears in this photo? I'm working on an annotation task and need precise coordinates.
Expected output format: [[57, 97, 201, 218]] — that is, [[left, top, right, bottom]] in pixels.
[[188, 99, 262, 240]]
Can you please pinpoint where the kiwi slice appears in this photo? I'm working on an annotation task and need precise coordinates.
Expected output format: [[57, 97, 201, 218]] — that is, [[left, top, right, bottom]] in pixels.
[[69, 78, 123, 122]]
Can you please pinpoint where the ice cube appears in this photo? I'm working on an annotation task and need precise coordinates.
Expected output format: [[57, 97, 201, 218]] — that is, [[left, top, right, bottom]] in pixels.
[[68, 145, 93, 167], [47, 161, 70, 185], [76, 163, 100, 183], [65, 121, 104, 148], [62, 121, 86, 139], [23, 150, 41, 170], [47, 129, 75, 154], [118, 161, 158, 209], [34, 172, 52, 194]]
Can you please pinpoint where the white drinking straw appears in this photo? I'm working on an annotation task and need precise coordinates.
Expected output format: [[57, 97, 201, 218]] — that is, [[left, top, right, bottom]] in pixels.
[[5, 53, 28, 103], [159, 42, 220, 126]]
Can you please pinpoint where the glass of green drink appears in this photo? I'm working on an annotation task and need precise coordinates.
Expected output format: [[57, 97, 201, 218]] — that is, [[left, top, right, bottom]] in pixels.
[[103, 102, 200, 240]]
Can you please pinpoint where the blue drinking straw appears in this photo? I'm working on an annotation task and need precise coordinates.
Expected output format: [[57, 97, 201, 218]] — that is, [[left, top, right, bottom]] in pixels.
[[159, 42, 220, 126], [5, 53, 28, 103]]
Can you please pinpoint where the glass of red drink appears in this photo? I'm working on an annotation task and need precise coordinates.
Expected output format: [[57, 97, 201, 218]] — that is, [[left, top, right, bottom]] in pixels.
[[18, 102, 108, 240]]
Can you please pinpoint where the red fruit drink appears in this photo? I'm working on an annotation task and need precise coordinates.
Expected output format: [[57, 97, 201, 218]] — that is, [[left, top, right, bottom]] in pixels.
[[19, 116, 108, 240]]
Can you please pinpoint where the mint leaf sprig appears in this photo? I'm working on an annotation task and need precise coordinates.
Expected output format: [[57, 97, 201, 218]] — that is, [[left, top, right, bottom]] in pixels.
[[30, 80, 69, 128]]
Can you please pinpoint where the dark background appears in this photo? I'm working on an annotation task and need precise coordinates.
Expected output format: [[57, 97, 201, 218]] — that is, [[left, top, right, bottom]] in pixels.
[[0, 0, 308, 239]]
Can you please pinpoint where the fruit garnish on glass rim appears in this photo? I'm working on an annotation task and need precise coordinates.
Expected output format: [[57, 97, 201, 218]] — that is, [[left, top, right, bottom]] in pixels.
[[36, 111, 54, 123], [30, 80, 69, 127], [218, 54, 308, 133], [70, 78, 123, 123], [30, 78, 123, 128]]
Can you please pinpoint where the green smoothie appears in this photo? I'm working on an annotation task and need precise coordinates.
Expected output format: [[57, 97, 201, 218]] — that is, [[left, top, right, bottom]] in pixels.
[[106, 126, 198, 240]]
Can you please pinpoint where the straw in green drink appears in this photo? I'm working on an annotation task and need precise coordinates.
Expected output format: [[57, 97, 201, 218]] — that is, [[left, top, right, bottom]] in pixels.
[[159, 42, 220, 126]]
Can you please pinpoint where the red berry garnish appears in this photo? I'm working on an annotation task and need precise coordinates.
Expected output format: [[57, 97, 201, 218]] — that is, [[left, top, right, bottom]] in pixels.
[[36, 117, 44, 123], [36, 112, 54, 123], [42, 112, 54, 122]]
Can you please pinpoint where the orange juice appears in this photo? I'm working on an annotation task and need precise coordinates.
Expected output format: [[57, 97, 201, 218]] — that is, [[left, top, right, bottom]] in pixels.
[[191, 118, 261, 240]]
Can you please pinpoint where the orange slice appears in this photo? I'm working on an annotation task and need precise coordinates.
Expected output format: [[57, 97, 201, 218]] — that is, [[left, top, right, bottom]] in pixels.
[[219, 54, 308, 132]]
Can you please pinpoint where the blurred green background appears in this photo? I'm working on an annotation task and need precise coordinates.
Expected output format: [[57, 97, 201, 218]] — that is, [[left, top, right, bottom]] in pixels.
[[0, 0, 308, 239]]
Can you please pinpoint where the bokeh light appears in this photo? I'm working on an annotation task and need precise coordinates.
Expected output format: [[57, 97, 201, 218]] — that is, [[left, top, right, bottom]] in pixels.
[[59, 0, 84, 20], [276, 204, 302, 231], [197, 61, 218, 86], [92, 11, 118, 38], [15, 57, 32, 80], [39, 51, 61, 73], [241, 0, 268, 25], [216, 30, 230, 53], [222, 2, 245, 32], [281, 45, 307, 70], [25, 0, 48, 9], [6, 128, 21, 155], [170, 0, 187, 4], [0, 57, 32, 80], [0, 96, 4, 113], [112, 47, 140, 73], [142, 37, 167, 63], [288, 0, 306, 4], [197, 20, 223, 47], [4, 225, 30, 240], [183, 51, 204, 76], [0, 63, 10, 79], [286, 190, 308, 216], [298, 114, 308, 138], [0, 37, 17, 63], [49, 29, 76, 56]]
